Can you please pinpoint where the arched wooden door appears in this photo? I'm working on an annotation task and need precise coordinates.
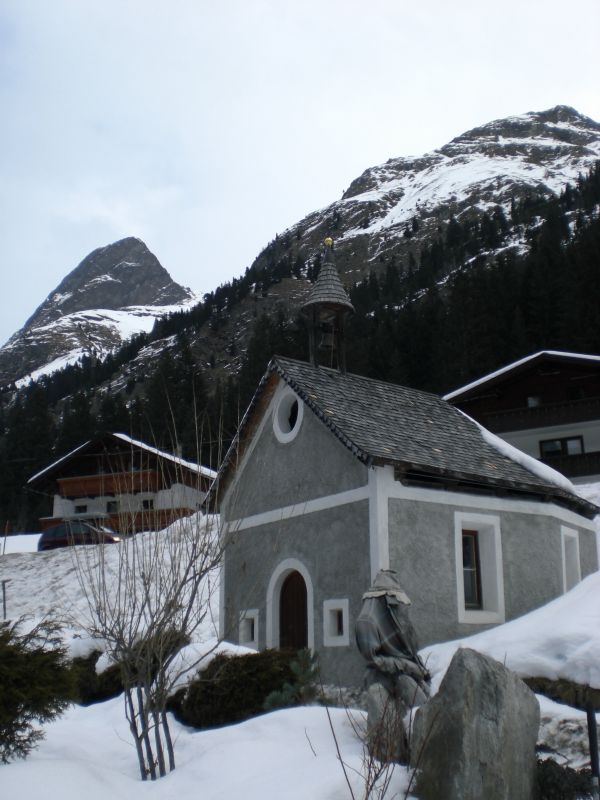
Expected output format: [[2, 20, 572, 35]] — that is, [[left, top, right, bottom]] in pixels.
[[279, 570, 308, 650]]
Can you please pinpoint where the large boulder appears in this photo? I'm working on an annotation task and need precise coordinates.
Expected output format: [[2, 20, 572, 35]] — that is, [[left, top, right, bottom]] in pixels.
[[410, 648, 540, 800]]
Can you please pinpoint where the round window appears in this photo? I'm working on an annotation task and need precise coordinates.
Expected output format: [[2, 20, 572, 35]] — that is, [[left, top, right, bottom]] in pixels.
[[273, 390, 303, 443]]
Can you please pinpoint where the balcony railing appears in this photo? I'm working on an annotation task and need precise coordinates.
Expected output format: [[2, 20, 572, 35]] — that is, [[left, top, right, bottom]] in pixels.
[[480, 396, 600, 433], [541, 450, 600, 479]]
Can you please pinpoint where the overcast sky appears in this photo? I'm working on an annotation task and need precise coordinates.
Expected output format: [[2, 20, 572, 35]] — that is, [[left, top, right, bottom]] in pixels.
[[1, 0, 599, 347]]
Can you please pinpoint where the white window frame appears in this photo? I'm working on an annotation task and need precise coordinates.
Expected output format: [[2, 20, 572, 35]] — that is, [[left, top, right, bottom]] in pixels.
[[239, 608, 259, 650], [454, 512, 505, 625], [560, 526, 581, 593], [272, 387, 304, 444], [323, 598, 350, 647]]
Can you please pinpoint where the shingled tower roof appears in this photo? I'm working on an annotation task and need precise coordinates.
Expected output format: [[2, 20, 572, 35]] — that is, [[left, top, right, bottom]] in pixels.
[[301, 239, 354, 315], [301, 238, 354, 372]]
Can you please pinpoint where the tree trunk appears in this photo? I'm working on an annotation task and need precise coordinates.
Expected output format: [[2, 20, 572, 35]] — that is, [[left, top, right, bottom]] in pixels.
[[161, 709, 176, 772], [125, 687, 147, 781]]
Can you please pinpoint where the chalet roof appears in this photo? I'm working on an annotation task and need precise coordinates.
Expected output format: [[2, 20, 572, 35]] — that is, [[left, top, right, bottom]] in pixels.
[[28, 432, 217, 485], [217, 356, 596, 518], [444, 350, 600, 401]]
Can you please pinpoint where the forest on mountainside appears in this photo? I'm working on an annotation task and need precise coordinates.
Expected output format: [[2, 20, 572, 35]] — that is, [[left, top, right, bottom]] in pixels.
[[0, 162, 599, 530]]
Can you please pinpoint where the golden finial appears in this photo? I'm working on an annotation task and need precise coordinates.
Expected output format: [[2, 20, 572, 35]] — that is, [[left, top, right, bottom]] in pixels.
[[324, 236, 333, 248]]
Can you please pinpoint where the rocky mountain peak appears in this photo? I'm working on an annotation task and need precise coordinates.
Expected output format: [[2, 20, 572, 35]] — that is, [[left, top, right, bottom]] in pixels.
[[444, 105, 600, 155], [24, 237, 193, 331], [0, 238, 196, 387]]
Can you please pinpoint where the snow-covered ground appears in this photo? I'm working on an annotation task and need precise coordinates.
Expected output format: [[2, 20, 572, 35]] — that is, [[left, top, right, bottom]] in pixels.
[[4, 697, 589, 800], [422, 571, 600, 693], [1, 502, 598, 796], [1, 532, 40, 554], [0, 700, 415, 800]]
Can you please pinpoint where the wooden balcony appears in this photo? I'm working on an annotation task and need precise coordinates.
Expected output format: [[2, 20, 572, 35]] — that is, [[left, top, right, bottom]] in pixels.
[[541, 450, 600, 480], [57, 470, 162, 498], [480, 396, 600, 433]]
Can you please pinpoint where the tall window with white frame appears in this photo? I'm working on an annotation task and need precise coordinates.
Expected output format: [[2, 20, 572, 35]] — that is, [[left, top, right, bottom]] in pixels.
[[454, 511, 505, 625], [462, 530, 482, 609]]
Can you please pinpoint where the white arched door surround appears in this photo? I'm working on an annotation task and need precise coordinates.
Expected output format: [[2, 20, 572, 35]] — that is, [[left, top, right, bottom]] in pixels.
[[266, 558, 315, 650]]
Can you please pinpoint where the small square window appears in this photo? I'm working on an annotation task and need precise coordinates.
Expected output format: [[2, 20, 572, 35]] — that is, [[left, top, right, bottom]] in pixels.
[[106, 500, 119, 514], [142, 499, 154, 511], [323, 599, 349, 647], [74, 504, 87, 514], [239, 609, 259, 649]]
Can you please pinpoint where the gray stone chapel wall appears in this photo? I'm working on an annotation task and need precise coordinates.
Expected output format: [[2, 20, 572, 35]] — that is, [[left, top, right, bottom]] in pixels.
[[223, 500, 370, 687], [387, 496, 598, 648], [223, 386, 368, 522], [221, 380, 371, 687]]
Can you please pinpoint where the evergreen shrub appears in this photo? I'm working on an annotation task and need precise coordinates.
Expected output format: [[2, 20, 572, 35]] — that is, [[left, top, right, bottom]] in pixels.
[[69, 651, 123, 705], [170, 649, 298, 729], [0, 620, 74, 762], [536, 759, 593, 799], [263, 648, 319, 709], [70, 629, 189, 705]]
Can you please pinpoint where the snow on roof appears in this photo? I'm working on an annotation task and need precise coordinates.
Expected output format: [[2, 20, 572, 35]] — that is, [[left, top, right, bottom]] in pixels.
[[28, 439, 93, 484], [112, 433, 217, 479], [28, 433, 217, 484], [465, 411, 578, 495], [444, 350, 600, 401]]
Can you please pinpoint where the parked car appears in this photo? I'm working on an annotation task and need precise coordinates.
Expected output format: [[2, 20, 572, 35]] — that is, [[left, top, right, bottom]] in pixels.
[[37, 521, 121, 551]]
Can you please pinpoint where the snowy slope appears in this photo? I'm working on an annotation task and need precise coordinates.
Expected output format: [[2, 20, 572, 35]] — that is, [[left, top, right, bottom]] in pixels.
[[267, 105, 600, 280], [12, 300, 199, 387], [338, 106, 600, 242]]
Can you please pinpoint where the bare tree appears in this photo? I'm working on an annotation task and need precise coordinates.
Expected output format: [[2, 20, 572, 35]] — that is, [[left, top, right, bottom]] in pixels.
[[71, 483, 222, 780]]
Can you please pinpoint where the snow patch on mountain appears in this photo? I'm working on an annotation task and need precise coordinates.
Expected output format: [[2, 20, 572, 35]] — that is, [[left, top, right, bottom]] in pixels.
[[290, 107, 598, 257], [338, 133, 600, 243], [13, 297, 200, 386]]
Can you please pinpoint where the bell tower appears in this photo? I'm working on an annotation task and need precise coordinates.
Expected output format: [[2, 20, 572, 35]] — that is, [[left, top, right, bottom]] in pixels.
[[301, 238, 354, 372]]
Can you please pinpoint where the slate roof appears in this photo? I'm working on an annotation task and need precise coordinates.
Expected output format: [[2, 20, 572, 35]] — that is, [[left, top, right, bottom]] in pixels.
[[267, 356, 597, 518]]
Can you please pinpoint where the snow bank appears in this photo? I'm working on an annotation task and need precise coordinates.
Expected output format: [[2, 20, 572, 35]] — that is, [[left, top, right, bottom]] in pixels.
[[1, 533, 40, 554], [0, 701, 414, 800], [421, 571, 600, 693]]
